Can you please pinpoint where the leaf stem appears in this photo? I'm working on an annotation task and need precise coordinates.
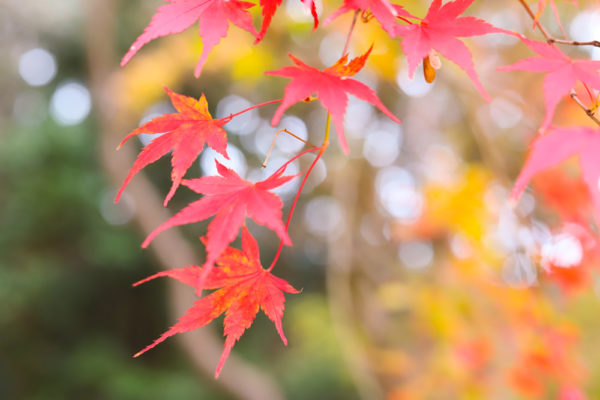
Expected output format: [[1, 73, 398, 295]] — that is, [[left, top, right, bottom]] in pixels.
[[397, 16, 413, 24], [322, 112, 331, 145], [262, 129, 318, 168], [342, 10, 360, 56], [273, 146, 322, 176], [267, 114, 331, 272], [583, 83, 595, 104], [220, 98, 283, 123]]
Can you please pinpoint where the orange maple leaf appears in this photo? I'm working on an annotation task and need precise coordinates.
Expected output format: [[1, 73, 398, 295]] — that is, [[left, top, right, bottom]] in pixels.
[[133, 226, 299, 378], [116, 87, 229, 206]]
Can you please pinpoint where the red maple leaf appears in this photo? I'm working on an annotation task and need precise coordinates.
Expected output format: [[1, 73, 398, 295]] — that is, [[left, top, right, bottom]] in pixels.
[[266, 46, 401, 154], [498, 38, 600, 131], [115, 87, 228, 207], [120, 0, 258, 77], [323, 0, 414, 36], [142, 160, 295, 268], [394, 0, 506, 101], [257, 0, 318, 42], [510, 126, 600, 227], [133, 226, 299, 378]]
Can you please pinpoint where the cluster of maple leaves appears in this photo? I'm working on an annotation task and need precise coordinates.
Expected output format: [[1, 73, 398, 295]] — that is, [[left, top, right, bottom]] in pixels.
[[115, 0, 600, 379]]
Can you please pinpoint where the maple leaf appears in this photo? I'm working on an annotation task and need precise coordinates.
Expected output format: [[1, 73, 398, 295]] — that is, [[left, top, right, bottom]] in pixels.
[[394, 0, 507, 101], [115, 87, 228, 207], [133, 226, 299, 378], [257, 0, 319, 42], [499, 38, 600, 130], [510, 126, 600, 227], [323, 0, 415, 36], [142, 160, 295, 268], [266, 46, 401, 154], [121, 0, 258, 77]]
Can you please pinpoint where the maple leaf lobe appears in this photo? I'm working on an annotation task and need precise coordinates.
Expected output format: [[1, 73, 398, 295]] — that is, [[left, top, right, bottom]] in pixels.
[[115, 87, 229, 206], [121, 0, 258, 77], [257, 0, 319, 43]]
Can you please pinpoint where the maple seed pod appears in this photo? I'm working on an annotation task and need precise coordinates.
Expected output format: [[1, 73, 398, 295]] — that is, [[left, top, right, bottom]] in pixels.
[[423, 56, 436, 84], [423, 51, 442, 84]]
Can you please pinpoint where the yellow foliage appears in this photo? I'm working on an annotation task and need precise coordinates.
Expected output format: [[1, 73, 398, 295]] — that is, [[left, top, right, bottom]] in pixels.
[[423, 166, 491, 241], [231, 45, 275, 83], [113, 34, 197, 114]]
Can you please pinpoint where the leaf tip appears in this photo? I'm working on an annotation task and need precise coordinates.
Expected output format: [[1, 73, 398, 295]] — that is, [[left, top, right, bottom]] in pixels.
[[114, 188, 124, 204], [164, 179, 180, 207]]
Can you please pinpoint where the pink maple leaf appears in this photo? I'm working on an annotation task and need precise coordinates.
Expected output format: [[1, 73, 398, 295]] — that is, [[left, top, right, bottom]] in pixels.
[[394, 0, 507, 101], [511, 126, 600, 227], [134, 226, 299, 378], [257, 0, 319, 42], [266, 46, 401, 154], [323, 0, 415, 36], [498, 38, 600, 131], [115, 87, 228, 206], [121, 0, 258, 77], [142, 160, 295, 269]]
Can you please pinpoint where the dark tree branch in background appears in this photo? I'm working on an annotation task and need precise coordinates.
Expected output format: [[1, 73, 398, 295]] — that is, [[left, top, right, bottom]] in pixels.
[[327, 161, 385, 400], [83, 1, 286, 399]]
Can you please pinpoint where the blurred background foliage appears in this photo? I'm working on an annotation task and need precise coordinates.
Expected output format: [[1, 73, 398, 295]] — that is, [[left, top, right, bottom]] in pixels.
[[3, 0, 600, 399]]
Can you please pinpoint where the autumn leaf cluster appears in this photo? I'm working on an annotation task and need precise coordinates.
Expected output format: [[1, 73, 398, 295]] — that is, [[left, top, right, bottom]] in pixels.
[[114, 0, 600, 385]]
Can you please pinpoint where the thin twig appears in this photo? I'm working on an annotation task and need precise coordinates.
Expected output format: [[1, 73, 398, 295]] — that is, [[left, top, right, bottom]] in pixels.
[[262, 129, 317, 168], [517, 0, 600, 47], [570, 90, 600, 126], [548, 38, 600, 47], [518, 0, 552, 40], [342, 10, 360, 56], [517, 0, 600, 127]]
